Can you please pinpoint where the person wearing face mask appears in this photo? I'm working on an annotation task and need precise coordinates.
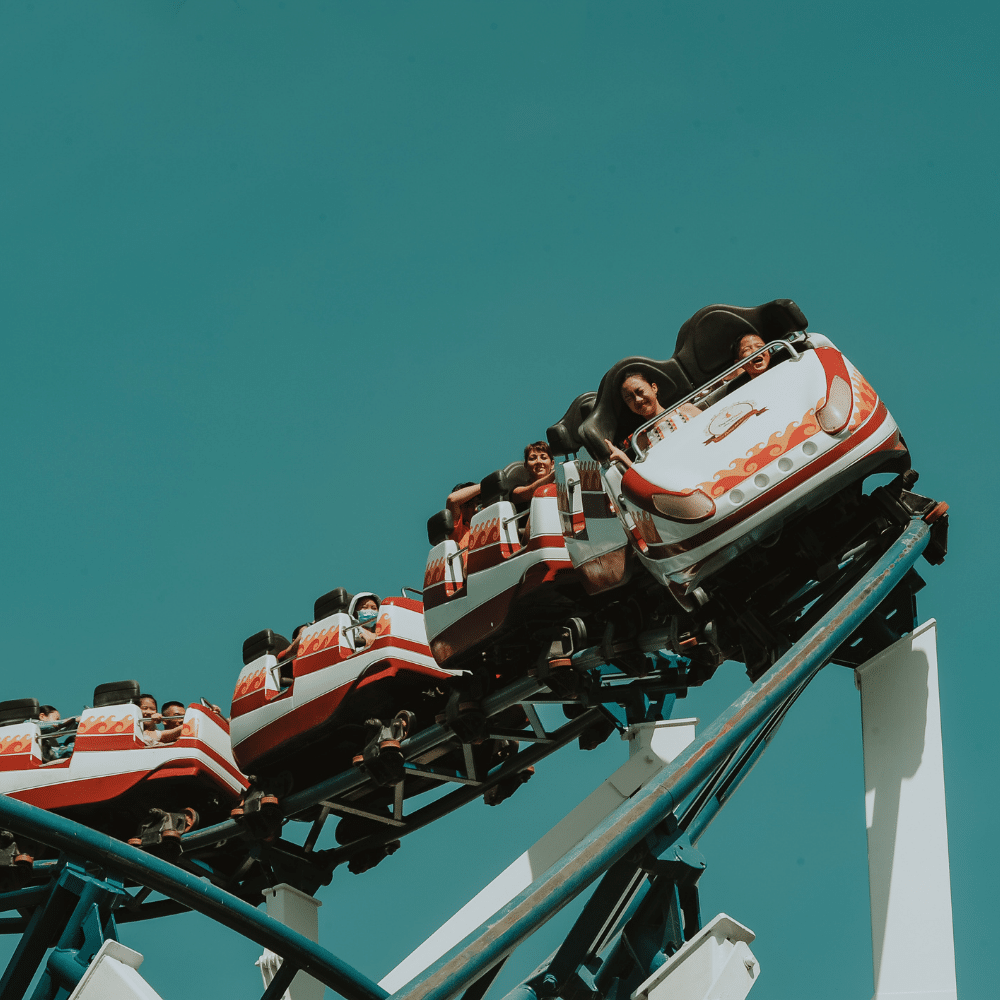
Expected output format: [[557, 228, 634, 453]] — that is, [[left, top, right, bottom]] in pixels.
[[349, 592, 381, 651]]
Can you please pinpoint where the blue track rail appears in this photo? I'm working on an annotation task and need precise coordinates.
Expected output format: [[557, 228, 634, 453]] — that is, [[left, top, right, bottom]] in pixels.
[[0, 517, 930, 1000], [394, 518, 930, 1000]]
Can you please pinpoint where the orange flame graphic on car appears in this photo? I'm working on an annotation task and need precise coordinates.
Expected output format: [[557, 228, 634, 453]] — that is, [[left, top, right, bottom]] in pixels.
[[849, 369, 879, 430], [77, 715, 135, 736], [0, 734, 33, 755], [300, 627, 339, 657], [425, 557, 446, 589], [577, 462, 603, 492], [469, 518, 501, 550], [632, 510, 664, 546], [698, 398, 824, 498], [233, 667, 266, 700]]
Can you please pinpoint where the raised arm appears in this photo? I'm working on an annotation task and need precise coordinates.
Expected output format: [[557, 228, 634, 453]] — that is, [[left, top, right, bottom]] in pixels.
[[604, 439, 633, 469], [511, 469, 555, 501], [446, 483, 481, 519]]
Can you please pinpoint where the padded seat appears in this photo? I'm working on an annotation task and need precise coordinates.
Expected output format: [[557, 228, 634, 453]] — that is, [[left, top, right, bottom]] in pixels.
[[547, 392, 597, 456], [479, 463, 532, 508], [314, 587, 353, 622], [673, 299, 808, 387], [577, 357, 694, 461], [427, 508, 455, 546], [0, 698, 40, 727], [241, 630, 291, 666], [93, 681, 141, 709]]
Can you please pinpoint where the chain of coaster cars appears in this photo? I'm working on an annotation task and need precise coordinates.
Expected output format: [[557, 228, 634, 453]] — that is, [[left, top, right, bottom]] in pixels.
[[0, 299, 949, 895]]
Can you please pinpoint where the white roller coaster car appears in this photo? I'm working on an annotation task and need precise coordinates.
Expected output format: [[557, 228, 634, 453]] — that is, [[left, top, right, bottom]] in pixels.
[[575, 300, 909, 601]]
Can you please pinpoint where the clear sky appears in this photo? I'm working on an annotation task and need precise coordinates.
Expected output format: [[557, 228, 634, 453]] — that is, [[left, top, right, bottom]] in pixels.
[[0, 2, 995, 998]]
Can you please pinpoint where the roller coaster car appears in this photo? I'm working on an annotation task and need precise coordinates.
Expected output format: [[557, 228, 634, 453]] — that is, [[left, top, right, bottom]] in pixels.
[[230, 589, 461, 793], [421, 396, 720, 698], [573, 300, 946, 675], [0, 684, 245, 860], [422, 464, 585, 672]]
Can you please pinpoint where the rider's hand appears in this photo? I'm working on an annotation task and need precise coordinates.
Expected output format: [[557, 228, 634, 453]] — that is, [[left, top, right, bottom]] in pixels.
[[604, 440, 631, 468]]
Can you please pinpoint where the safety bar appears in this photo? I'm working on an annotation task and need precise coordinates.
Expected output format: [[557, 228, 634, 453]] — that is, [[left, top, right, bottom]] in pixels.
[[630, 336, 804, 462]]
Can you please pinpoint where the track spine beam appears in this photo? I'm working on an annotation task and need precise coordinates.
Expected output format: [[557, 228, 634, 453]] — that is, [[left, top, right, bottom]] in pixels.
[[0, 810, 388, 1000], [391, 518, 930, 1000]]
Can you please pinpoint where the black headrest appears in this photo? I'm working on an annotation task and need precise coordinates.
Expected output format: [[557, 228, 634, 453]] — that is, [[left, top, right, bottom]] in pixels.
[[92, 681, 140, 710], [241, 630, 292, 665], [0, 698, 40, 727], [314, 587, 352, 622], [578, 357, 694, 461], [428, 509, 455, 546], [673, 299, 808, 387], [547, 392, 597, 455], [480, 462, 531, 507]]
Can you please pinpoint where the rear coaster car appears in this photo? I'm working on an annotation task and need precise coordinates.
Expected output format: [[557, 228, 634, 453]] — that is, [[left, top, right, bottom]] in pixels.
[[0, 683, 245, 863]]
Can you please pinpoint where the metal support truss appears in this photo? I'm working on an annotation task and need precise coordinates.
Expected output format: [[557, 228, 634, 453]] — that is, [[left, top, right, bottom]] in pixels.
[[0, 516, 931, 1000], [391, 518, 930, 1000], [0, 800, 388, 1000]]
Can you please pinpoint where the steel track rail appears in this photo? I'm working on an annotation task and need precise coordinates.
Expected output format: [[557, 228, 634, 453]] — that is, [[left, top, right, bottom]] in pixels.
[[0, 798, 388, 1000], [390, 518, 930, 1000]]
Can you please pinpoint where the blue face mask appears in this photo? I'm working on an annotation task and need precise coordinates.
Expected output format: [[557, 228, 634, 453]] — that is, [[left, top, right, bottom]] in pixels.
[[358, 608, 378, 625]]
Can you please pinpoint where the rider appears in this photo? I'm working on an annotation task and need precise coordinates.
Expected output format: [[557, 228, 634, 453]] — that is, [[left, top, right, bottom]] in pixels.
[[349, 593, 381, 650], [605, 369, 700, 468], [139, 694, 184, 746], [735, 333, 771, 379], [512, 441, 555, 506], [38, 705, 75, 761], [446, 482, 481, 562]]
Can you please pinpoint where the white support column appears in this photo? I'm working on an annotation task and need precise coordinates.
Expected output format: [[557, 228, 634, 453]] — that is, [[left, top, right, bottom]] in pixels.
[[380, 718, 698, 993], [855, 619, 957, 1000], [257, 883, 324, 1000], [631, 913, 759, 1000], [68, 941, 163, 1000]]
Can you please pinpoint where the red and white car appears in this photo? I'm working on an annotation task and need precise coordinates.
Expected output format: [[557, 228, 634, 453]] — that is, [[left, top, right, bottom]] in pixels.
[[0, 693, 245, 850], [230, 593, 460, 779], [583, 333, 904, 600], [422, 478, 584, 670]]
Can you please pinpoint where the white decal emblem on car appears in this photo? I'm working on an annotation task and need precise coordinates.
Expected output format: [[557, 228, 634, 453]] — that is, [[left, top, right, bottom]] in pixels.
[[704, 402, 768, 445]]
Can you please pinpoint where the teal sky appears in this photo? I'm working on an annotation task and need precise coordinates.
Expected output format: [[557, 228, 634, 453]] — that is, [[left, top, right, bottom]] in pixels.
[[0, 2, 995, 998]]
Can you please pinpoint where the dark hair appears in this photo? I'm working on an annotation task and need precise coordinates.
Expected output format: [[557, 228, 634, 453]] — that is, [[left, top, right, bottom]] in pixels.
[[733, 332, 767, 360], [523, 441, 552, 463], [619, 367, 659, 392], [451, 481, 476, 492], [161, 701, 185, 714], [38, 705, 57, 717], [139, 693, 156, 706], [291, 622, 310, 641]]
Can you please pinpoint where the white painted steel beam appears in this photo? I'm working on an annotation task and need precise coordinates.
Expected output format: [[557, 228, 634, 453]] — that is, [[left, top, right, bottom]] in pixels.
[[856, 619, 957, 1000], [380, 718, 698, 993], [630, 913, 759, 1000], [67, 941, 163, 1000], [257, 883, 325, 1000]]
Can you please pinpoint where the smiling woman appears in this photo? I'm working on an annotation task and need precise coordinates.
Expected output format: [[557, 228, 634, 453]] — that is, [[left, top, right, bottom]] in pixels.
[[512, 440, 556, 505], [605, 371, 702, 469]]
